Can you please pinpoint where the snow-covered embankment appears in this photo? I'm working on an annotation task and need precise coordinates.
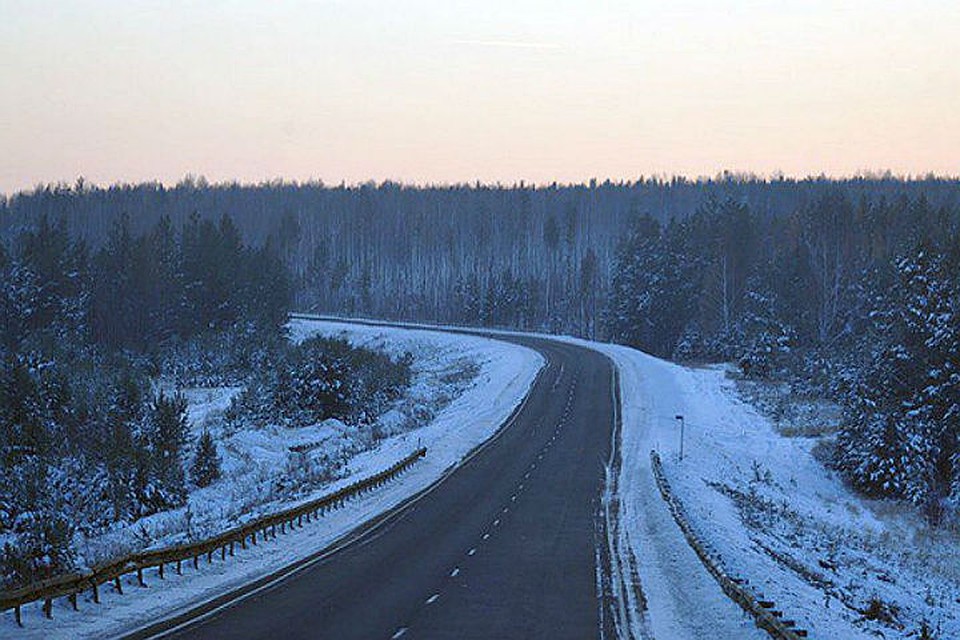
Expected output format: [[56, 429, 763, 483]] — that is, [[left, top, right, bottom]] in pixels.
[[588, 341, 959, 640], [8, 319, 543, 639]]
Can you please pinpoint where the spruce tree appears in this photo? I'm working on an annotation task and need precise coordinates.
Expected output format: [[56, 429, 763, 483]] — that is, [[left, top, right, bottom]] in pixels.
[[191, 430, 221, 488], [147, 392, 189, 509]]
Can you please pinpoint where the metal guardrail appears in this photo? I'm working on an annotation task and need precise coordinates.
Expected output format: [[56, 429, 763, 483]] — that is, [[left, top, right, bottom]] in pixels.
[[2, 447, 427, 627], [650, 451, 810, 639]]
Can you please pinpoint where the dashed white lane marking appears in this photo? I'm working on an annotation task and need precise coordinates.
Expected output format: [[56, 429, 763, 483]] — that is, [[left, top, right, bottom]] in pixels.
[[468, 548, 477, 556], [519, 483, 524, 490], [511, 495, 516, 501], [426, 594, 440, 605], [392, 628, 408, 639], [450, 567, 460, 577], [502, 507, 509, 513], [493, 519, 501, 527], [482, 533, 490, 540]]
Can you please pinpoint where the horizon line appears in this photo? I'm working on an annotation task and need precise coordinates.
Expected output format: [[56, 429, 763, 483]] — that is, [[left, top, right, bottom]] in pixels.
[[4, 169, 960, 199]]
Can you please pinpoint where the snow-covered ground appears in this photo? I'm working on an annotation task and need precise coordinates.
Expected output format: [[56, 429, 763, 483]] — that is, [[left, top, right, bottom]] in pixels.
[[592, 343, 960, 640], [5, 319, 543, 639], [576, 341, 769, 640], [10, 316, 953, 640]]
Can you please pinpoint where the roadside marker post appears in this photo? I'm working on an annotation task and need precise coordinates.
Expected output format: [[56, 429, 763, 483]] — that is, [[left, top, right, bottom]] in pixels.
[[675, 415, 684, 462]]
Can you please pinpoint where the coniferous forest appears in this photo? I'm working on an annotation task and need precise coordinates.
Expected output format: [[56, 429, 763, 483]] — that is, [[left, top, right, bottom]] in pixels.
[[0, 210, 410, 588], [1, 175, 959, 587]]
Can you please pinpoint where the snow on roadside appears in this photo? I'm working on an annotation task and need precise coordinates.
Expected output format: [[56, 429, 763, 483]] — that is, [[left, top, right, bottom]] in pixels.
[[578, 342, 768, 640], [660, 363, 960, 639], [5, 320, 543, 639], [339, 319, 770, 639], [456, 324, 958, 639], [302, 319, 960, 639], [595, 343, 960, 640]]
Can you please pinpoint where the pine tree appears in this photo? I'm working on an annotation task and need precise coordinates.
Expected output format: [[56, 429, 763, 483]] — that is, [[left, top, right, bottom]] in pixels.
[[837, 248, 960, 523], [147, 392, 189, 509], [191, 430, 221, 488]]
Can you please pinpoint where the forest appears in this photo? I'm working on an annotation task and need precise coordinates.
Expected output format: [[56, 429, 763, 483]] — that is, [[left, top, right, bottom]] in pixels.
[[603, 190, 960, 525], [1, 175, 958, 588], [0, 213, 410, 589]]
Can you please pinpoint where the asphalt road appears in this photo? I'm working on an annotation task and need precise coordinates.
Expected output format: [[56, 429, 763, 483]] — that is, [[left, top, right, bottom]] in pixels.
[[138, 333, 618, 640]]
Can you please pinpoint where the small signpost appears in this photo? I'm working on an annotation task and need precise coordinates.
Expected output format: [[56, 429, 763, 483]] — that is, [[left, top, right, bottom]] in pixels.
[[675, 415, 685, 462]]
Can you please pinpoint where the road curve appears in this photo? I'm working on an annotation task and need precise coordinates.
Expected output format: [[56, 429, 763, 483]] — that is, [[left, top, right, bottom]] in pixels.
[[127, 329, 620, 640]]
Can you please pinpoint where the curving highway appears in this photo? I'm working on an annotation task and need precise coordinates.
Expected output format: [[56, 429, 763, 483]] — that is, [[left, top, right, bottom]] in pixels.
[[126, 332, 623, 640]]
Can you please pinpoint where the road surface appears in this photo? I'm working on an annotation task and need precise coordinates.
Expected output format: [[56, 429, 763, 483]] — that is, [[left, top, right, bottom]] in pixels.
[[128, 333, 621, 640]]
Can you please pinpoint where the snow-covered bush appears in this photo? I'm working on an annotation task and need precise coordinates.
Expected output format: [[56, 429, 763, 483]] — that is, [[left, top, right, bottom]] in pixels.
[[227, 336, 412, 428]]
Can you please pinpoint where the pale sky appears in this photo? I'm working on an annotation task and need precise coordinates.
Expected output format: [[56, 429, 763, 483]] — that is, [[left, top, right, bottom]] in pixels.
[[2, 0, 959, 194]]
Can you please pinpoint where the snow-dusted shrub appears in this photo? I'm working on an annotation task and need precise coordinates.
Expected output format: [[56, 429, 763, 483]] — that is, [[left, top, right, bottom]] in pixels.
[[228, 336, 412, 429]]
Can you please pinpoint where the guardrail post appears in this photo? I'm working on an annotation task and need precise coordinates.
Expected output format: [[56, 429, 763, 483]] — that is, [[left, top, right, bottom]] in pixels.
[[229, 541, 234, 556], [14, 605, 22, 627], [114, 577, 123, 595], [176, 559, 182, 575], [193, 555, 199, 570], [92, 581, 100, 604], [42, 597, 52, 619], [158, 563, 164, 580], [137, 568, 145, 587], [69, 592, 78, 611]]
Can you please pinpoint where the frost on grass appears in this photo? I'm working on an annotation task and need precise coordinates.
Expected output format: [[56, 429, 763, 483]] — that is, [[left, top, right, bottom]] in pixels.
[[663, 365, 960, 639]]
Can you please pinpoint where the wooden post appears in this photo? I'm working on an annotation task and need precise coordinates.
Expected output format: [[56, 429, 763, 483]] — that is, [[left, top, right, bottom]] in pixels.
[[92, 582, 100, 604], [177, 559, 182, 575], [114, 577, 123, 594], [221, 545, 226, 561], [241, 535, 247, 550], [43, 597, 52, 619], [69, 592, 78, 611], [251, 530, 257, 545], [194, 555, 199, 570], [158, 563, 164, 580], [137, 568, 146, 587], [14, 605, 22, 627], [229, 541, 234, 556], [207, 550, 213, 563]]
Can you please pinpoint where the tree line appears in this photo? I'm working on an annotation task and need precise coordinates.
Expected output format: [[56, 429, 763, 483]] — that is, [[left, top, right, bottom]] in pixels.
[[4, 175, 958, 336], [604, 190, 960, 524]]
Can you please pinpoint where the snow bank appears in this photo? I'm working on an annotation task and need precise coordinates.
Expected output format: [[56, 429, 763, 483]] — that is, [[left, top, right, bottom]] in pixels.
[[6, 320, 543, 639], [576, 342, 768, 640], [593, 343, 959, 640]]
